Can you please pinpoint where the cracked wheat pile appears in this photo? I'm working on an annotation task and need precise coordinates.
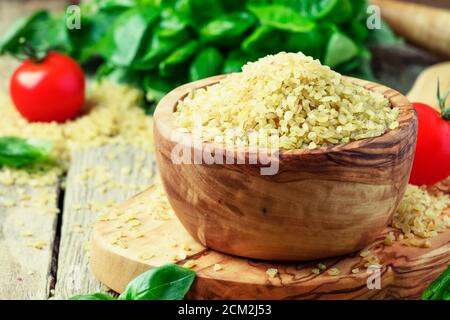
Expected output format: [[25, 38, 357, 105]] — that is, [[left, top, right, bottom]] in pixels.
[[175, 52, 400, 150], [0, 81, 153, 186]]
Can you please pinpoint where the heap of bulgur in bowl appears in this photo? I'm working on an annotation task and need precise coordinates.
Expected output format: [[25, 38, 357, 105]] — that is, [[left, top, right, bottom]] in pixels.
[[174, 52, 400, 150]]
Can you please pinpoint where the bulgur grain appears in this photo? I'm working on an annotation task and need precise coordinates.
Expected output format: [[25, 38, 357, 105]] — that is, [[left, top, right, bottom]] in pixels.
[[183, 260, 196, 269], [351, 268, 360, 274], [359, 249, 370, 258], [175, 52, 398, 150], [266, 268, 278, 278], [327, 268, 340, 276], [393, 185, 450, 238], [213, 264, 223, 271], [311, 268, 321, 275], [317, 263, 327, 270]]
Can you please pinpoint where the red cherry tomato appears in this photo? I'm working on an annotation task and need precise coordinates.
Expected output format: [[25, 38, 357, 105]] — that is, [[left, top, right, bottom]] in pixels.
[[409, 102, 450, 186], [10, 52, 85, 123]]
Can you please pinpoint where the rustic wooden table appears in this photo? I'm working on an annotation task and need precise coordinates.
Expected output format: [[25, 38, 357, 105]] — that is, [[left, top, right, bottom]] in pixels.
[[0, 0, 448, 300], [0, 54, 157, 299]]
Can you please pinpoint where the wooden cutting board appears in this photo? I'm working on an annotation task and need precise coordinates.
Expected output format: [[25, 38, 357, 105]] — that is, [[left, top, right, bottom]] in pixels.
[[407, 62, 450, 111], [90, 180, 450, 300]]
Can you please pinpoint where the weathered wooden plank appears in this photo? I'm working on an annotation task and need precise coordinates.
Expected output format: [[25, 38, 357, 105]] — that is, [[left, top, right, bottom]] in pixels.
[[54, 144, 156, 299], [0, 170, 60, 299]]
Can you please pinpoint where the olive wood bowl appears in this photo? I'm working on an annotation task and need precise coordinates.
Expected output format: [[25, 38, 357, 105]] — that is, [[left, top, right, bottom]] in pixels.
[[153, 75, 418, 261]]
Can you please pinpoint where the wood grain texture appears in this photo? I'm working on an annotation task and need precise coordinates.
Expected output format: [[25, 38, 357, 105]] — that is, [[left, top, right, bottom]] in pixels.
[[0, 182, 59, 299], [54, 145, 156, 299], [407, 62, 450, 111], [153, 75, 418, 261], [91, 184, 450, 300], [372, 0, 450, 57]]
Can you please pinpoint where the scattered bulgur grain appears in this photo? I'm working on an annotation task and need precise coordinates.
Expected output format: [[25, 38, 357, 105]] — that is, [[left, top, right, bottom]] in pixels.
[[182, 243, 191, 251], [20, 231, 33, 237], [364, 256, 382, 268], [359, 249, 370, 258], [213, 264, 223, 271], [183, 260, 196, 269], [393, 185, 450, 239], [351, 268, 360, 274], [138, 253, 155, 261], [318, 263, 327, 271], [29, 240, 46, 250], [384, 232, 396, 246], [266, 268, 278, 279], [117, 239, 128, 249], [178, 252, 188, 260], [311, 268, 321, 275], [327, 268, 340, 276]]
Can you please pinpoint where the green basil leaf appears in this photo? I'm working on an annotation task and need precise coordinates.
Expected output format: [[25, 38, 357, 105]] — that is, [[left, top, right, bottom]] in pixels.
[[70, 293, 116, 300], [0, 137, 51, 169], [132, 30, 191, 70], [422, 266, 450, 300], [336, 53, 375, 81], [342, 20, 369, 43], [222, 0, 246, 12], [297, 0, 354, 24], [159, 40, 200, 77], [247, 4, 315, 32], [200, 11, 255, 44], [0, 11, 72, 55], [156, 8, 189, 39], [0, 10, 48, 54], [103, 7, 160, 67], [242, 25, 326, 59], [367, 20, 403, 45], [70, 11, 120, 63], [349, 0, 369, 21], [242, 26, 283, 55], [119, 264, 196, 300], [95, 63, 142, 87], [96, 0, 136, 11], [284, 26, 328, 58], [144, 73, 182, 104], [223, 49, 258, 74], [174, 0, 225, 29], [189, 47, 223, 81], [324, 31, 359, 68], [298, 0, 339, 19], [132, 8, 191, 70]]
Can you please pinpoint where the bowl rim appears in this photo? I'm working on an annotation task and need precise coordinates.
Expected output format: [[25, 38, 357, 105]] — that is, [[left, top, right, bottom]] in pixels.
[[154, 74, 416, 157]]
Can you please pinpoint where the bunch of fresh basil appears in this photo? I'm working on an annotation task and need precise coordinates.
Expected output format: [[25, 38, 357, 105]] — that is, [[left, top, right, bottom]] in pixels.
[[0, 0, 399, 109], [70, 264, 196, 300]]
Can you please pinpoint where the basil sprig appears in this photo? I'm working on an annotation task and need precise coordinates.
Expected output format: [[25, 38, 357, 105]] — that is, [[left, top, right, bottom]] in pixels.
[[422, 266, 450, 300], [0, 137, 51, 168], [70, 264, 196, 301]]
